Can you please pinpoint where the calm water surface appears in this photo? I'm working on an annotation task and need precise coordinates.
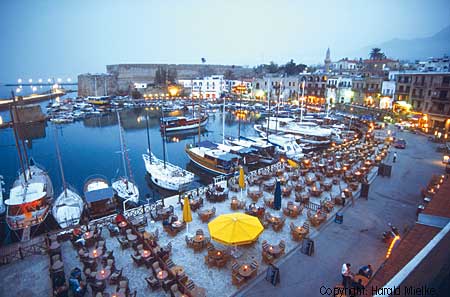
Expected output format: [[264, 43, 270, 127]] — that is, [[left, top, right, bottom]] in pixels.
[[0, 104, 260, 203]]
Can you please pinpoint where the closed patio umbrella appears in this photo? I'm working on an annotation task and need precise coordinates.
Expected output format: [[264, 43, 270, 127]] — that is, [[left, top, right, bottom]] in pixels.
[[183, 196, 192, 234], [238, 166, 245, 199], [274, 180, 281, 210]]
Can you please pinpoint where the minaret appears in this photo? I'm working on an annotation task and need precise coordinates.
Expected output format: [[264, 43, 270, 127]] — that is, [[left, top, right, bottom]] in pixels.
[[324, 47, 331, 72]]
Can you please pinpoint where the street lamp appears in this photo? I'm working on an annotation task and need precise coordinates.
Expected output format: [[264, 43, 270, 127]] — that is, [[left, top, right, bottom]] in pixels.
[[17, 78, 22, 84], [28, 79, 33, 83]]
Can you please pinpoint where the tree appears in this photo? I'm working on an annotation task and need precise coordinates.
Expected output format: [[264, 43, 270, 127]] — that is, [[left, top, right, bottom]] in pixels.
[[267, 61, 279, 73], [369, 48, 386, 60]]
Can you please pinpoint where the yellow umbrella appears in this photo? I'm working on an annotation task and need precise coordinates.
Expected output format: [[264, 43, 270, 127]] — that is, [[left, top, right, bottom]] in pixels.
[[238, 166, 245, 189], [287, 159, 299, 168], [208, 213, 264, 245], [183, 196, 192, 234], [183, 196, 192, 223]]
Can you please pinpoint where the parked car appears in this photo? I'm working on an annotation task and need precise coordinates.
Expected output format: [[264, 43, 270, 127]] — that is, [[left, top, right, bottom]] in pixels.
[[393, 139, 406, 149]]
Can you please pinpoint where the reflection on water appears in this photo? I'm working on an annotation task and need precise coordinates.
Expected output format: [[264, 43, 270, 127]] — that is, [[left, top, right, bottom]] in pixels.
[[0, 107, 260, 205]]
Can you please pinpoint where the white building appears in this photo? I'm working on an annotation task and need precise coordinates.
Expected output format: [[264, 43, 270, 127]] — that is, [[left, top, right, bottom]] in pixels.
[[380, 81, 395, 109], [325, 76, 353, 104], [178, 75, 251, 99], [331, 58, 359, 74], [417, 56, 450, 72]]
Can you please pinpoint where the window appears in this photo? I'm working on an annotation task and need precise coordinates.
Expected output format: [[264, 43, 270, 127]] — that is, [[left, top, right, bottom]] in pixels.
[[443, 76, 450, 85], [439, 90, 448, 100]]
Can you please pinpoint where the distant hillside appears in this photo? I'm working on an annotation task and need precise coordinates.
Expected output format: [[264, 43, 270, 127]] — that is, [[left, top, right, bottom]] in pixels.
[[357, 25, 450, 61]]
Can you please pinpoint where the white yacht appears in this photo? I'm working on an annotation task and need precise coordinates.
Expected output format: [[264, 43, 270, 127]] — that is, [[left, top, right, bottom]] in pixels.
[[6, 160, 54, 236], [267, 134, 304, 160], [143, 152, 195, 191], [255, 117, 332, 145]]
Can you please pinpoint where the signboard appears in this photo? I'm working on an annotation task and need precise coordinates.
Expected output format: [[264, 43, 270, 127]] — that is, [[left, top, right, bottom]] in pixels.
[[265, 264, 280, 286]]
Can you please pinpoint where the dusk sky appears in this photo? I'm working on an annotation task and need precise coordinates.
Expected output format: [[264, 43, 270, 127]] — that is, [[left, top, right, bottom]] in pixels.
[[1, 0, 449, 82]]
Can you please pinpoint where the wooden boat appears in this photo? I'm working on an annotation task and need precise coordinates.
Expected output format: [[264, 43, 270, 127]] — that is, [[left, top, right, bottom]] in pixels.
[[185, 141, 241, 176], [160, 115, 208, 132]]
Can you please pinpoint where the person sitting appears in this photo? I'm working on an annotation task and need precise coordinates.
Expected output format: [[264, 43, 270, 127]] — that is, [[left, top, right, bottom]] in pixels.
[[72, 228, 85, 246], [358, 264, 373, 278], [68, 276, 86, 297]]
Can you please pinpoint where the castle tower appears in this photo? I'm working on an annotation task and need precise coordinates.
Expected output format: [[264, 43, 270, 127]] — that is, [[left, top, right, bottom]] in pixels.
[[324, 47, 331, 72]]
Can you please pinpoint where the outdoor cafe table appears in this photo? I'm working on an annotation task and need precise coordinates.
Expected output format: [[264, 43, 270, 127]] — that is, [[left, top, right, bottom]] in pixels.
[[193, 234, 206, 243], [292, 226, 308, 237], [127, 233, 138, 242], [156, 270, 169, 281], [172, 220, 184, 229], [140, 249, 152, 259], [300, 169, 309, 176], [238, 264, 253, 278], [89, 248, 103, 259], [267, 245, 282, 257], [263, 180, 275, 191], [287, 204, 299, 212], [170, 265, 185, 276], [83, 231, 94, 240], [211, 250, 225, 260], [96, 269, 111, 281], [110, 292, 125, 297], [267, 215, 281, 225]]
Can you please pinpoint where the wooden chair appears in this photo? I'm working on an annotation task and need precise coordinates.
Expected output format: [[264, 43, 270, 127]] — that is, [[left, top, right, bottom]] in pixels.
[[231, 260, 240, 273], [116, 279, 130, 296], [196, 229, 204, 236], [272, 217, 285, 232], [109, 268, 123, 285], [145, 275, 161, 291], [131, 254, 144, 267], [117, 237, 129, 250], [232, 272, 246, 287], [261, 240, 269, 251], [185, 235, 194, 248], [170, 283, 184, 297], [262, 251, 274, 264], [152, 261, 162, 276]]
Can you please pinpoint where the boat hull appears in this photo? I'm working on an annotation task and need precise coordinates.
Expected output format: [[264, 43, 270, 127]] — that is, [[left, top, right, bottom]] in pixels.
[[52, 188, 84, 229], [162, 116, 208, 132], [185, 147, 234, 176]]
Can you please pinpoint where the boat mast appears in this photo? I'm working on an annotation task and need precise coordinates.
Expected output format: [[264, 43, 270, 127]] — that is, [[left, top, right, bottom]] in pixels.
[[222, 96, 226, 144], [53, 126, 67, 196], [238, 80, 242, 139], [145, 109, 152, 164], [160, 106, 167, 169], [266, 77, 271, 142], [116, 112, 128, 180], [301, 77, 305, 123], [275, 78, 282, 134], [9, 98, 27, 183], [197, 94, 201, 144]]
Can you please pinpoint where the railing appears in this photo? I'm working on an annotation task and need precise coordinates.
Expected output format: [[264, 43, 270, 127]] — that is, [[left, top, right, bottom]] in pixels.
[[0, 236, 48, 266], [304, 201, 321, 211]]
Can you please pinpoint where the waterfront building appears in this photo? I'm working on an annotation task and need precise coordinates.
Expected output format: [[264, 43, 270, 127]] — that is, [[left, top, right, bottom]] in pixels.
[[325, 76, 353, 105], [416, 55, 450, 72], [178, 75, 252, 99], [395, 72, 450, 133], [331, 58, 359, 75]]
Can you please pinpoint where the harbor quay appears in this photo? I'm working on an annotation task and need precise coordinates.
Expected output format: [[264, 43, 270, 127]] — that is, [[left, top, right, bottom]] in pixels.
[[3, 121, 442, 297]]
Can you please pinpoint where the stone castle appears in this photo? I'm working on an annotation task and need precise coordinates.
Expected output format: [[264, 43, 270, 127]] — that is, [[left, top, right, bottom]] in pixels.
[[78, 63, 254, 97]]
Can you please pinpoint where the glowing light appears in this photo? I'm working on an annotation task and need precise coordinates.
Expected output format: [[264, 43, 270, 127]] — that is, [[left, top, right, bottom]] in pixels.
[[386, 235, 400, 259], [28, 79, 33, 83], [17, 78, 22, 83]]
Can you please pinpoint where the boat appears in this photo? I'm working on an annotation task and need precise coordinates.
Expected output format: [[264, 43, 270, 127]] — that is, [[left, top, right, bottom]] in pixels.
[[111, 112, 139, 204], [52, 186, 84, 228], [83, 176, 117, 219], [143, 152, 195, 191], [255, 117, 332, 146], [216, 143, 260, 166], [51, 126, 84, 228], [266, 134, 304, 160], [225, 136, 278, 165], [185, 141, 241, 176], [6, 159, 54, 236], [160, 115, 208, 132], [143, 111, 195, 191]]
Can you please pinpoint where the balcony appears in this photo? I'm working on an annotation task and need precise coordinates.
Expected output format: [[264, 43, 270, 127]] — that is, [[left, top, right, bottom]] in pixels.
[[431, 96, 450, 102]]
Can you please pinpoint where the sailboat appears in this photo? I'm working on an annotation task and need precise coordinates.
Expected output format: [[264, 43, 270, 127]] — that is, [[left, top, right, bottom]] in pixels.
[[112, 112, 140, 204], [5, 101, 53, 240], [143, 110, 194, 191], [52, 127, 84, 228]]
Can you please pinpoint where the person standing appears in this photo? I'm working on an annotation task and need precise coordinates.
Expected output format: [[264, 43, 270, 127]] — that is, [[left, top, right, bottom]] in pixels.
[[393, 152, 397, 163], [341, 263, 352, 288]]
